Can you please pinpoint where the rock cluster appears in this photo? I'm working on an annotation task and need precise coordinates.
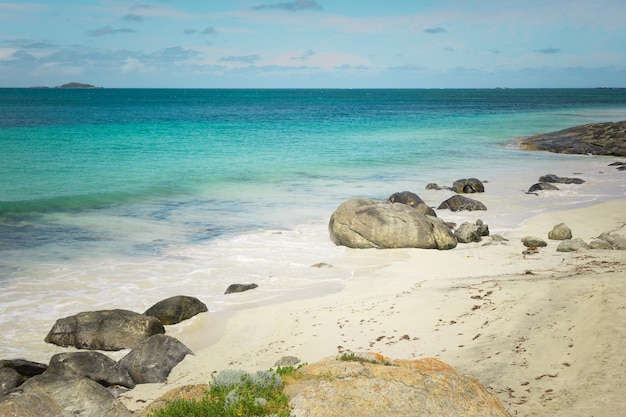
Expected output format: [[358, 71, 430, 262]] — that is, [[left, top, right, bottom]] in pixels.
[[329, 178, 491, 249], [522, 223, 626, 253], [0, 295, 207, 415]]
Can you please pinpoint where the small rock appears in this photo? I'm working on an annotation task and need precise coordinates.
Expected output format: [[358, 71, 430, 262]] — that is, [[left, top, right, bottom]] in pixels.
[[548, 223, 573, 240], [454, 222, 482, 244], [522, 236, 547, 248], [274, 356, 301, 367], [225, 283, 259, 294], [557, 238, 590, 252], [528, 182, 560, 192]]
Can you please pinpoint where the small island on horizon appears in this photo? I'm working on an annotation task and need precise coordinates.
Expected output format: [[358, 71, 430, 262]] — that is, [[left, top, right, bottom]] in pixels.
[[29, 82, 101, 89]]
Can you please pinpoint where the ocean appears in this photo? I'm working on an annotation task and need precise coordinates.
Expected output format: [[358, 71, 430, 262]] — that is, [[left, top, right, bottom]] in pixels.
[[1, 88, 625, 361]]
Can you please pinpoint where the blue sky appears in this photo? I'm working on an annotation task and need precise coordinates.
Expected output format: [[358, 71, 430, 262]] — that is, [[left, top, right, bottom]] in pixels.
[[1, 0, 625, 88]]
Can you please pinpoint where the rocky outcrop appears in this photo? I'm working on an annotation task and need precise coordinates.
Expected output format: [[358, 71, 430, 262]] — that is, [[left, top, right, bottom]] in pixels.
[[452, 178, 485, 193], [119, 334, 193, 384], [1, 374, 132, 417], [144, 295, 208, 325], [437, 195, 487, 211], [328, 198, 457, 250], [46, 352, 135, 389], [548, 223, 573, 240], [44, 309, 165, 351], [519, 120, 626, 156], [225, 283, 259, 294], [283, 355, 509, 417], [539, 174, 585, 184]]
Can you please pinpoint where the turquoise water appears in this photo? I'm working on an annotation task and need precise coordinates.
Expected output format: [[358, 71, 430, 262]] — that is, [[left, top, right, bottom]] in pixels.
[[1, 88, 626, 360]]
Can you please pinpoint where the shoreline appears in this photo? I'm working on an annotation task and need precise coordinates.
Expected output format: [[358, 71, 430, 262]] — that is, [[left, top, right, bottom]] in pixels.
[[120, 198, 626, 416]]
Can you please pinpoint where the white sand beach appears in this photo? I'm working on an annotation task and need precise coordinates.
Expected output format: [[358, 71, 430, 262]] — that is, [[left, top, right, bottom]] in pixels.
[[119, 198, 626, 416]]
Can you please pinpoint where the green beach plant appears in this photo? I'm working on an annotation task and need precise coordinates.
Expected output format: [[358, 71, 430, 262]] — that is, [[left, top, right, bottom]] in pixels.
[[149, 369, 291, 417]]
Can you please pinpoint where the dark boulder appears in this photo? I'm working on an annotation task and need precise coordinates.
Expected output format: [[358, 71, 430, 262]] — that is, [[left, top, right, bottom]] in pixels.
[[120, 334, 193, 384], [528, 182, 560, 192], [0, 368, 22, 395], [388, 192, 437, 217], [539, 174, 585, 184], [328, 198, 457, 250], [437, 195, 487, 212], [46, 351, 135, 389], [144, 295, 208, 325], [5, 373, 132, 417], [45, 309, 165, 351], [0, 359, 47, 378], [388, 191, 425, 206], [452, 178, 485, 193], [225, 283, 259, 294]]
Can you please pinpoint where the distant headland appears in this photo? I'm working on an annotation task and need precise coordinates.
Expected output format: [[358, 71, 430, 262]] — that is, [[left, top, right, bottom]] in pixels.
[[29, 82, 102, 89]]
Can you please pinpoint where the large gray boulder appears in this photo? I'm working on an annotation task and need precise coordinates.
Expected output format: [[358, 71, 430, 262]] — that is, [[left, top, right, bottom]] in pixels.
[[46, 352, 135, 389], [144, 295, 208, 325], [45, 309, 165, 351], [452, 178, 485, 193], [437, 195, 487, 212], [328, 198, 457, 250], [284, 356, 509, 417], [119, 334, 193, 384], [2, 373, 131, 417]]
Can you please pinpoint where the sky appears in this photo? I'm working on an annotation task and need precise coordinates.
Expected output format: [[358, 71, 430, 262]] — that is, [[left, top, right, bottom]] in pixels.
[[1, 0, 625, 88]]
